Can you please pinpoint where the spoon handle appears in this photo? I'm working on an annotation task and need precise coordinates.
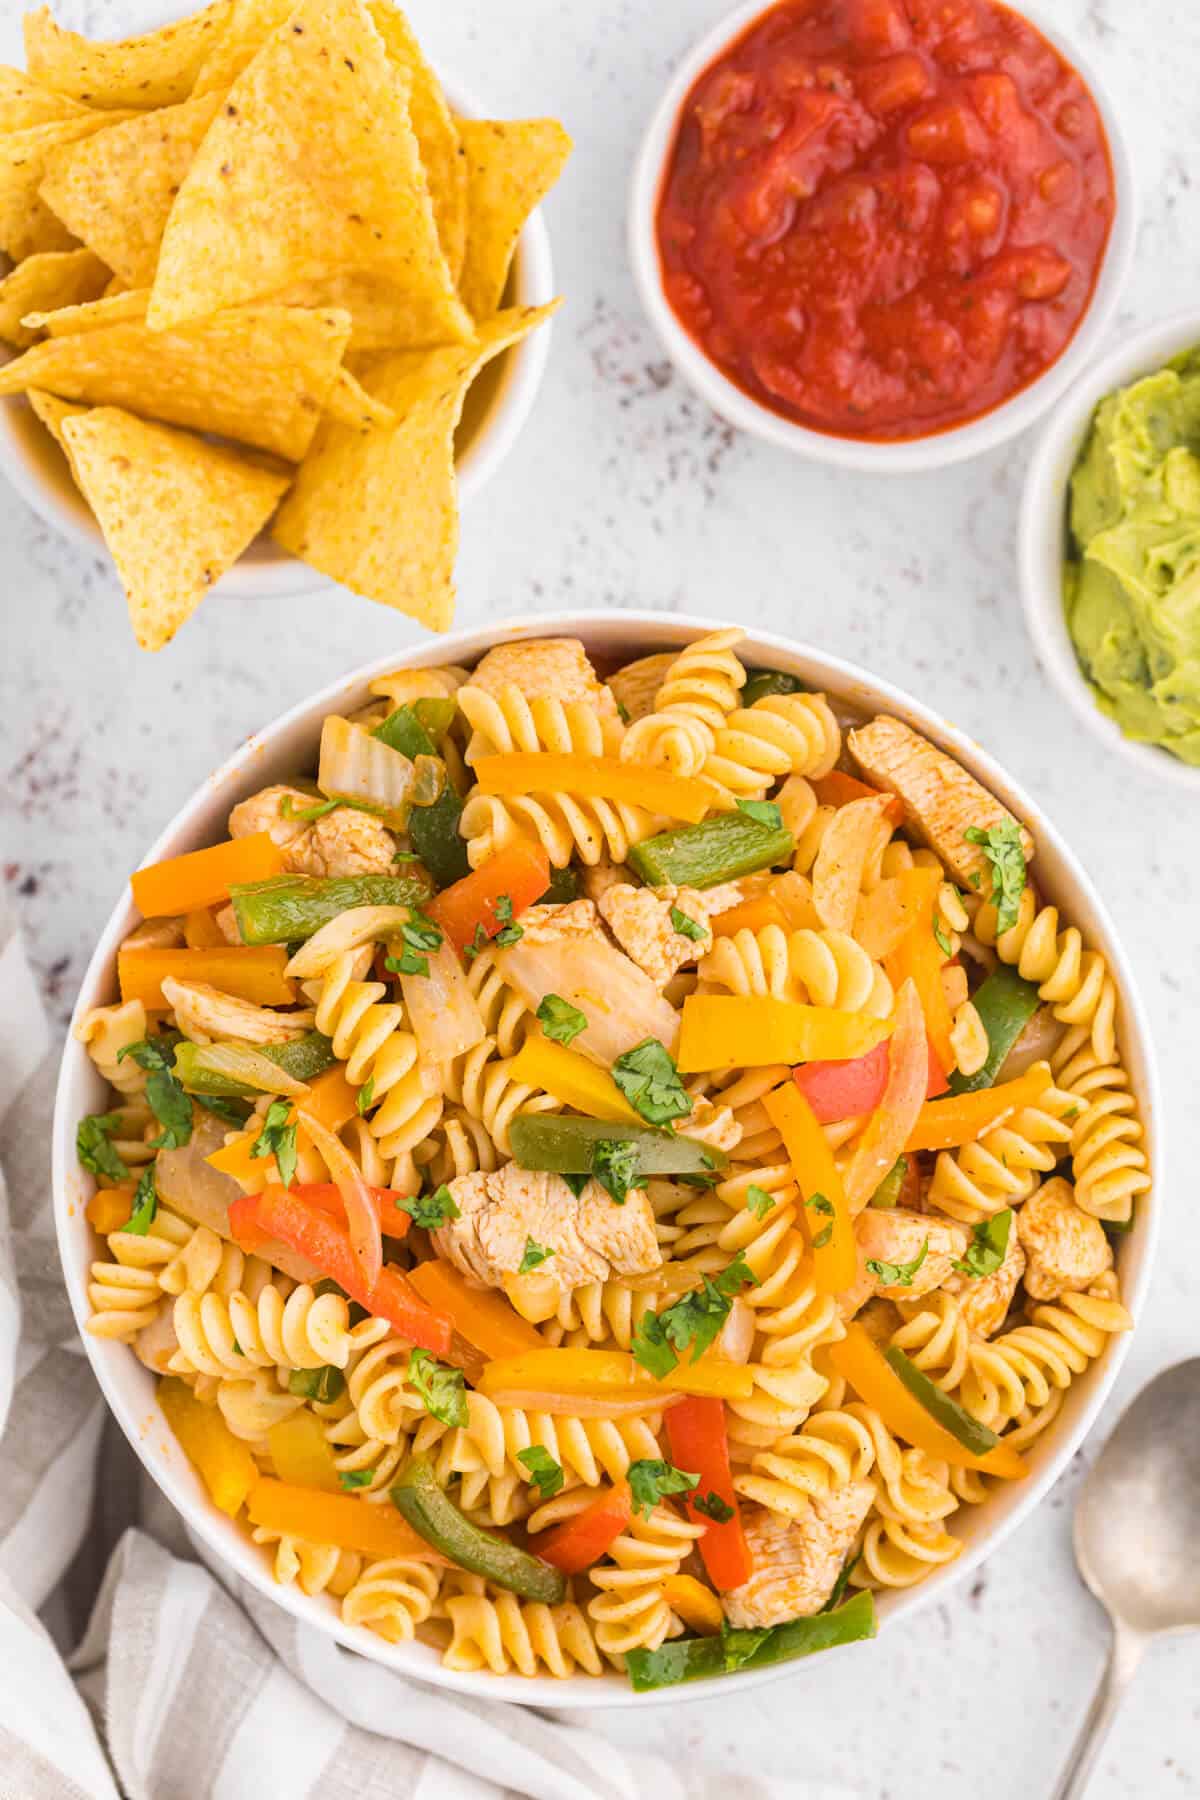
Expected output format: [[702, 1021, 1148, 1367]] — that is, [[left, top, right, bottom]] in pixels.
[[1051, 1620, 1146, 1800]]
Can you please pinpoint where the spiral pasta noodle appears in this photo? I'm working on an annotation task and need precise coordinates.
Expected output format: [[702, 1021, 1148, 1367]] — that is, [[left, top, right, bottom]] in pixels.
[[443, 1584, 604, 1677], [586, 1505, 705, 1659], [975, 889, 1117, 1063], [959, 1273, 1132, 1434], [734, 1407, 877, 1518], [927, 1071, 1079, 1224], [75, 1000, 150, 1094], [1052, 1026, 1151, 1225], [618, 628, 747, 777], [701, 693, 841, 804], [699, 923, 892, 1015], [342, 1557, 442, 1643], [170, 1277, 354, 1379]]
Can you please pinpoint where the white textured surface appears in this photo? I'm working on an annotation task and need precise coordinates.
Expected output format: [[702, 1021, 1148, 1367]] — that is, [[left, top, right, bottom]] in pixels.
[[0, 0, 1197, 1794]]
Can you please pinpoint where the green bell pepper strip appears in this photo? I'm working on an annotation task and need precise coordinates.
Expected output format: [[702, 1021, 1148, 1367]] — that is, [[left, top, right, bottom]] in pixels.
[[625, 1591, 876, 1691], [509, 1114, 729, 1179], [883, 1346, 999, 1456], [948, 964, 1041, 1095], [373, 698, 456, 759], [409, 786, 470, 888], [740, 669, 805, 707], [537, 864, 580, 904], [173, 1032, 336, 1096], [229, 872, 432, 944], [287, 1364, 345, 1404], [869, 1155, 908, 1210], [628, 814, 795, 889], [391, 1457, 566, 1602]]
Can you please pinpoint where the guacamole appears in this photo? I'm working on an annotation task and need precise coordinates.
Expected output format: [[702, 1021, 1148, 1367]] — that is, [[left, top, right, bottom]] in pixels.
[[1066, 350, 1200, 765]]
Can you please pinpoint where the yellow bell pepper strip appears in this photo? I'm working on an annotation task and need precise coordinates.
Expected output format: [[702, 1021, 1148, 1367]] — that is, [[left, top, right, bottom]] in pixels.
[[407, 1259, 543, 1360], [828, 1325, 1028, 1479], [763, 1083, 856, 1295], [854, 868, 936, 962], [508, 1030, 640, 1124], [678, 995, 892, 1073], [118, 945, 296, 1011], [884, 870, 954, 1074], [906, 1062, 1053, 1152], [131, 832, 284, 918], [709, 895, 788, 939], [661, 1574, 725, 1636], [158, 1376, 258, 1517], [267, 1411, 341, 1493], [474, 754, 713, 824], [207, 1065, 358, 1190], [476, 1348, 754, 1410], [86, 1185, 135, 1235], [183, 906, 226, 949], [245, 1478, 449, 1561]]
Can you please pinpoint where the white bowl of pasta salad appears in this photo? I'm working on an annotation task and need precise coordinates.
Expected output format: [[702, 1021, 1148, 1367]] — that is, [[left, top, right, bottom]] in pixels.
[[52, 613, 1159, 1706]]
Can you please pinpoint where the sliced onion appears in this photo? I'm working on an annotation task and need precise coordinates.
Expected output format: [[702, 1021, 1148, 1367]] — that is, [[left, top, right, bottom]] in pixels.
[[318, 715, 415, 827], [185, 1042, 311, 1097], [156, 1113, 320, 1283], [497, 929, 680, 1064], [477, 1385, 684, 1419], [285, 904, 413, 980], [411, 755, 446, 806], [298, 1106, 382, 1292], [997, 1006, 1065, 1082], [713, 1296, 754, 1364], [400, 938, 486, 1065], [844, 979, 928, 1211], [813, 795, 895, 933]]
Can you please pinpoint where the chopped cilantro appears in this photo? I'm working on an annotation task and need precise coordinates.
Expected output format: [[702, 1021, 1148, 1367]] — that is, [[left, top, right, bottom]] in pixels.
[[398, 1185, 460, 1232], [120, 1165, 158, 1236], [627, 1458, 699, 1519], [195, 1094, 253, 1128], [819, 1552, 861, 1613], [338, 1469, 374, 1491], [280, 795, 342, 822], [251, 1099, 298, 1189], [517, 1445, 564, 1499], [76, 1112, 130, 1184], [560, 1171, 590, 1199], [408, 1347, 468, 1428], [493, 894, 523, 948], [866, 1239, 929, 1288], [933, 918, 953, 958], [593, 1138, 638, 1206], [356, 1076, 375, 1115], [611, 1038, 691, 1126], [117, 1037, 193, 1151], [536, 994, 588, 1047], [964, 822, 1027, 934], [615, 699, 631, 724], [693, 1490, 735, 1524], [736, 798, 783, 830], [387, 910, 444, 977], [746, 1183, 776, 1220], [805, 1192, 835, 1249], [519, 1236, 554, 1273], [670, 905, 706, 943], [631, 1253, 759, 1375], [287, 1365, 345, 1403], [464, 922, 490, 962], [951, 1209, 1013, 1280]]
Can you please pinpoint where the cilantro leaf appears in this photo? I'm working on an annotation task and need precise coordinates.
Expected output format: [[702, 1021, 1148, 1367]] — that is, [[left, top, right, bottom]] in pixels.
[[117, 1040, 194, 1152], [251, 1099, 298, 1189], [195, 1094, 253, 1128], [493, 894, 523, 948], [627, 1458, 699, 1519], [408, 1347, 468, 1428], [386, 910, 444, 978], [805, 1192, 835, 1249], [517, 1445, 564, 1499], [76, 1112, 130, 1184], [629, 1309, 677, 1380], [746, 1183, 776, 1220], [963, 822, 1027, 935], [632, 1253, 759, 1374], [693, 1490, 735, 1524], [593, 1138, 638, 1206], [120, 1165, 158, 1237], [669, 905, 706, 943], [933, 918, 953, 958], [288, 1365, 345, 1402], [615, 699, 631, 724], [464, 923, 489, 962], [736, 798, 783, 830], [519, 1236, 554, 1273], [951, 1209, 1013, 1279], [819, 1552, 861, 1613], [561, 1171, 591, 1199], [536, 993, 588, 1047], [611, 1038, 691, 1127], [356, 1076, 375, 1115], [399, 1185, 460, 1232], [280, 795, 342, 822], [338, 1469, 374, 1490], [866, 1239, 929, 1288]]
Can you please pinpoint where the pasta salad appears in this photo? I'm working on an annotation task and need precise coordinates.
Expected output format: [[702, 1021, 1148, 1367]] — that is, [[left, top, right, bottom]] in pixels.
[[73, 629, 1146, 1689]]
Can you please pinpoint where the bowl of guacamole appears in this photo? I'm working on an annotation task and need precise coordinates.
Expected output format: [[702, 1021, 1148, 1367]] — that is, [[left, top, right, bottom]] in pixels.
[[1021, 315, 1200, 785]]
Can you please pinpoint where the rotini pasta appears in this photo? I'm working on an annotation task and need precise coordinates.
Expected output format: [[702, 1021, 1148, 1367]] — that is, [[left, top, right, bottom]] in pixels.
[[619, 629, 746, 777]]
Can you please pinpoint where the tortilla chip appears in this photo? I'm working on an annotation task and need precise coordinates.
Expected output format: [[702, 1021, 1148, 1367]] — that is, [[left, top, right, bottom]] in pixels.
[[28, 387, 89, 478], [192, 0, 292, 95], [0, 248, 108, 350], [147, 0, 463, 339], [0, 304, 352, 461], [24, 288, 150, 337], [269, 270, 471, 351], [368, 2, 466, 282], [273, 300, 559, 627], [23, 2, 232, 110], [457, 119, 572, 321], [39, 91, 225, 289], [0, 112, 137, 261], [60, 404, 290, 650], [325, 365, 396, 431], [0, 66, 91, 132]]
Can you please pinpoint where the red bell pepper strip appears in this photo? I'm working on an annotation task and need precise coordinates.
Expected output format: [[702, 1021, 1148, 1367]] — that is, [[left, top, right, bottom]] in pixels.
[[794, 1038, 948, 1123], [228, 1181, 413, 1249], [810, 771, 902, 823], [665, 1397, 752, 1591], [532, 1481, 633, 1574], [229, 1186, 451, 1356], [428, 841, 551, 954]]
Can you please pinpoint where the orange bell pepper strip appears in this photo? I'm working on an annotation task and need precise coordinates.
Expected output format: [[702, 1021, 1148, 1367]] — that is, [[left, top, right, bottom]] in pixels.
[[709, 894, 789, 939], [245, 1478, 449, 1561], [884, 870, 954, 1075], [229, 1186, 452, 1357], [476, 1348, 754, 1409], [407, 1259, 543, 1360], [86, 1185, 135, 1234], [183, 906, 226, 949], [228, 1180, 414, 1246], [678, 995, 892, 1073], [811, 771, 903, 822], [662, 1574, 724, 1635], [829, 1325, 1027, 1479], [906, 1063, 1053, 1152], [474, 754, 712, 824], [763, 1082, 856, 1295], [131, 833, 284, 918], [508, 1031, 640, 1124], [854, 868, 937, 961], [158, 1376, 258, 1517], [533, 1482, 633, 1574], [118, 945, 295, 1010], [428, 840, 551, 953], [665, 1396, 752, 1591], [207, 1065, 358, 1191], [267, 1412, 341, 1493]]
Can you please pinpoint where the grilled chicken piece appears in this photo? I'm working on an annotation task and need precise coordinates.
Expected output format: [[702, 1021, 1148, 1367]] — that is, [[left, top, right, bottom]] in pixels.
[[435, 1164, 661, 1300], [723, 1487, 875, 1627], [160, 977, 312, 1046], [229, 781, 397, 877], [853, 1207, 968, 1301], [469, 637, 614, 712], [228, 784, 314, 855], [605, 652, 677, 723], [598, 882, 715, 989], [847, 716, 1034, 890], [945, 1221, 1026, 1337], [1017, 1177, 1112, 1302], [580, 856, 630, 904]]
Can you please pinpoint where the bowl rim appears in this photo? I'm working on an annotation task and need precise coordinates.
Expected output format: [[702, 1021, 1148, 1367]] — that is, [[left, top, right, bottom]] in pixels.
[[1019, 308, 1200, 789], [52, 608, 1162, 1707], [0, 70, 556, 602], [627, 0, 1138, 475]]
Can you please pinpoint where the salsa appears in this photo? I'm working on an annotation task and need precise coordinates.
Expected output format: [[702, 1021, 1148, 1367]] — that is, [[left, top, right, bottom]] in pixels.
[[655, 0, 1115, 442]]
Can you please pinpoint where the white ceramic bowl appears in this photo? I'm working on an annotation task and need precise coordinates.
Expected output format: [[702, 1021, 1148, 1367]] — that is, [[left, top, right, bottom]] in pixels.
[[628, 0, 1136, 475], [0, 76, 556, 602], [53, 611, 1160, 1706], [1019, 311, 1200, 790]]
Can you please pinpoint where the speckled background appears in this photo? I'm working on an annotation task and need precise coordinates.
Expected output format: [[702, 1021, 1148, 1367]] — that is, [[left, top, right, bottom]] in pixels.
[[1, 0, 1197, 1793]]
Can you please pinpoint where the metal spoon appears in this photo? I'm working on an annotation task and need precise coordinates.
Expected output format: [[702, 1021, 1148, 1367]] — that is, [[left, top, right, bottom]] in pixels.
[[1052, 1358, 1200, 1799]]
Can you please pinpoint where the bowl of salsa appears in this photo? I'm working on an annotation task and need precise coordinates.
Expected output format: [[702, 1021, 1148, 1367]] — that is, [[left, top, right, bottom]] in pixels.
[[630, 0, 1135, 471]]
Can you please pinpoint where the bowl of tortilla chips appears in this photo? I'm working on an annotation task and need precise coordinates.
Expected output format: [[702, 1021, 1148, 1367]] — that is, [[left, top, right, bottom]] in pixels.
[[0, 0, 571, 650]]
